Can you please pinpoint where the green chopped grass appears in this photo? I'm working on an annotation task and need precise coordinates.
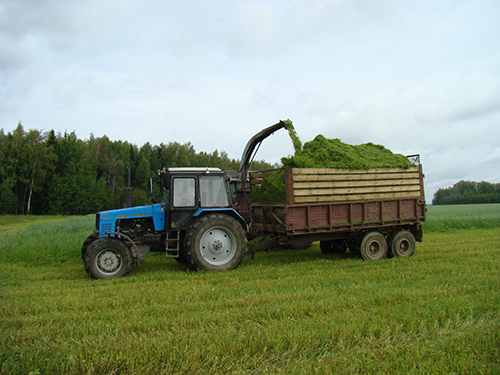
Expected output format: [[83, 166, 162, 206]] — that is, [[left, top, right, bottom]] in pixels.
[[281, 134, 412, 170], [283, 119, 302, 153], [251, 169, 287, 203], [253, 129, 413, 203]]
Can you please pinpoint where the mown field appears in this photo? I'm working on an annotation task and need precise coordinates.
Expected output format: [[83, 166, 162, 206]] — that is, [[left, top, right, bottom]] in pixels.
[[1, 204, 499, 374]]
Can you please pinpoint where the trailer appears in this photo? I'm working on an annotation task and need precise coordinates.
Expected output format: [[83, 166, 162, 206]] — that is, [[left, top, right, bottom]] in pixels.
[[245, 157, 426, 260]]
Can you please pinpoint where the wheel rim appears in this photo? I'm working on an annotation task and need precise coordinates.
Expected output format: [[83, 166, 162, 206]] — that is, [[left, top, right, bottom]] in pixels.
[[95, 249, 123, 276], [199, 226, 237, 266], [396, 239, 411, 256], [367, 240, 381, 257]]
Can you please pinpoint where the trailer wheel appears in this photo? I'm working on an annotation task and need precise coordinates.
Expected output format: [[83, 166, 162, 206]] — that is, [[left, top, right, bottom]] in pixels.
[[289, 241, 313, 250], [184, 214, 247, 271], [391, 230, 416, 258], [359, 232, 388, 260], [347, 237, 361, 256], [84, 237, 133, 279], [320, 240, 347, 254]]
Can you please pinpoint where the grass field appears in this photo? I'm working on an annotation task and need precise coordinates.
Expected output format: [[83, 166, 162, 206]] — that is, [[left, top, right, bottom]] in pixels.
[[423, 203, 500, 232], [1, 205, 499, 374]]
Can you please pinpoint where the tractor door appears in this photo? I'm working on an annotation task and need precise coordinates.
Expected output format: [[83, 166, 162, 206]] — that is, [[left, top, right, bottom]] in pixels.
[[169, 176, 197, 229]]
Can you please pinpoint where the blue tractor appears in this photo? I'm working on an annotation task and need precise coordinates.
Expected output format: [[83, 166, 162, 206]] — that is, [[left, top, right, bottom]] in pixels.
[[82, 121, 289, 279]]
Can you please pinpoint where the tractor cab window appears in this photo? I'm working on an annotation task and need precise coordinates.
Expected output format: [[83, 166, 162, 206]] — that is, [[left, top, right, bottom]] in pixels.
[[200, 175, 228, 207], [173, 178, 195, 207]]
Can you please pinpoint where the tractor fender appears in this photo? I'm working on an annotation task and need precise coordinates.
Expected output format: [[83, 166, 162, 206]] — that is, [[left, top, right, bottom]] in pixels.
[[104, 231, 150, 264], [192, 208, 248, 233]]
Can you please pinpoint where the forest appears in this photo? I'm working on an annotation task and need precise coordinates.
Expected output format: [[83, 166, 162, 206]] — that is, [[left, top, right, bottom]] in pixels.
[[432, 180, 500, 205], [0, 123, 274, 215], [2, 123, 498, 214]]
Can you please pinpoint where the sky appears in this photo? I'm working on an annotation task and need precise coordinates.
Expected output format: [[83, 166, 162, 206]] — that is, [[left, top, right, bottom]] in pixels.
[[1, 0, 499, 203]]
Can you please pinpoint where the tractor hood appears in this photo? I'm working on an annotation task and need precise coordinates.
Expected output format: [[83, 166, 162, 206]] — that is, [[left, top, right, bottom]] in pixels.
[[97, 203, 167, 237]]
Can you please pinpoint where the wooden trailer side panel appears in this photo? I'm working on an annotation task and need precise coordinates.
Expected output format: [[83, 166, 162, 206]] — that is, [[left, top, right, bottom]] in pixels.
[[251, 164, 426, 236], [288, 166, 423, 204]]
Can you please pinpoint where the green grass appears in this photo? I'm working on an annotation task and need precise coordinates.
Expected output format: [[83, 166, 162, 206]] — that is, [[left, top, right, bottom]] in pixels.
[[0, 215, 68, 233], [1, 206, 499, 374], [423, 203, 500, 232], [0, 215, 90, 264]]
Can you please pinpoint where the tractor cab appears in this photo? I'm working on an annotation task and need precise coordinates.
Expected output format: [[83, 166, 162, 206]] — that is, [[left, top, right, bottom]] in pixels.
[[161, 167, 236, 230]]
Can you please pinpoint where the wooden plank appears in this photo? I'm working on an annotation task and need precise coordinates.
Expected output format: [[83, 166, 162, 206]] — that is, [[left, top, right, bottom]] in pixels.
[[292, 172, 421, 182], [293, 185, 421, 196], [293, 178, 421, 189], [294, 191, 422, 203], [292, 166, 419, 175]]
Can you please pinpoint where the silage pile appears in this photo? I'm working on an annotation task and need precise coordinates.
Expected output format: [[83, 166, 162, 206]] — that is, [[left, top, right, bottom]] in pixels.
[[251, 121, 413, 203], [281, 134, 412, 170]]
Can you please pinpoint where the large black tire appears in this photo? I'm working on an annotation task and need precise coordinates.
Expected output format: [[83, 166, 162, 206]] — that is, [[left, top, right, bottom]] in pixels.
[[81, 234, 98, 260], [347, 236, 361, 256], [391, 230, 416, 258], [184, 214, 247, 271], [320, 240, 347, 254], [84, 237, 133, 279], [174, 246, 188, 264], [359, 232, 388, 260]]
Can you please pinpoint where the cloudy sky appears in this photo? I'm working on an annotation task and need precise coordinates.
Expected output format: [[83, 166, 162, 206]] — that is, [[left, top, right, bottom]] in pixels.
[[1, 0, 499, 202]]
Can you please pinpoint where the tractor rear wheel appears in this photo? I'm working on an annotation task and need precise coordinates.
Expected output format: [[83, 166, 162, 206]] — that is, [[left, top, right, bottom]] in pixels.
[[84, 237, 133, 279], [184, 214, 247, 271]]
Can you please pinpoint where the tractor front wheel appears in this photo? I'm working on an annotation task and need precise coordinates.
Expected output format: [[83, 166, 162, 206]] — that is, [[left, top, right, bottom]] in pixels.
[[81, 234, 98, 260], [84, 237, 133, 279]]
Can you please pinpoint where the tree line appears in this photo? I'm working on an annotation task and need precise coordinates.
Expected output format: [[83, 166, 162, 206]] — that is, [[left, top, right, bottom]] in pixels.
[[0, 123, 274, 215], [432, 180, 500, 205]]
